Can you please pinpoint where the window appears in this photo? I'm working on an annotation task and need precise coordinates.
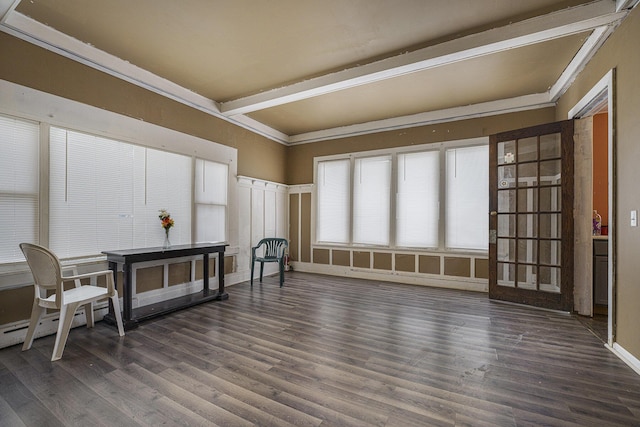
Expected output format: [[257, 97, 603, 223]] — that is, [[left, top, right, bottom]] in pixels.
[[195, 159, 228, 243], [353, 155, 391, 245], [315, 139, 488, 251], [445, 145, 489, 250], [0, 115, 39, 263], [316, 159, 350, 243], [396, 151, 439, 248], [49, 127, 192, 258]]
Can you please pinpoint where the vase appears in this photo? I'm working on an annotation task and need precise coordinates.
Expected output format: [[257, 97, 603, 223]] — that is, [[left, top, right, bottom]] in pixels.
[[163, 230, 171, 249]]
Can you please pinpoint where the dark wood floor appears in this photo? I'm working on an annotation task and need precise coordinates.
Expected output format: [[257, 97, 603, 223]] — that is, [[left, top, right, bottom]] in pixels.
[[1, 272, 639, 426]]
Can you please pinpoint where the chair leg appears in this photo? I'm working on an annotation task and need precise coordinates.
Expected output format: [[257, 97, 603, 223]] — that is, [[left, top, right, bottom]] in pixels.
[[84, 302, 95, 328], [22, 301, 44, 351], [259, 262, 264, 282], [279, 260, 284, 287], [52, 303, 80, 361], [250, 260, 254, 286], [110, 294, 125, 337]]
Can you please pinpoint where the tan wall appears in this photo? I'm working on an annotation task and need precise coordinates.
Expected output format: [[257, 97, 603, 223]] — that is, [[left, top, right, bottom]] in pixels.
[[556, 7, 640, 357], [286, 108, 556, 185], [0, 287, 33, 324], [0, 32, 287, 184]]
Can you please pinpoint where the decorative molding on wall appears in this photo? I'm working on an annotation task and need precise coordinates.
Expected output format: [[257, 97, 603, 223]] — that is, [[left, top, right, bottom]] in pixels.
[[237, 175, 288, 192], [288, 184, 314, 194], [292, 262, 487, 293], [0, 304, 107, 349]]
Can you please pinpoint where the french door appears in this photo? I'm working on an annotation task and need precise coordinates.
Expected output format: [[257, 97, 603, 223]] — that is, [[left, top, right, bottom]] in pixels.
[[489, 121, 574, 311]]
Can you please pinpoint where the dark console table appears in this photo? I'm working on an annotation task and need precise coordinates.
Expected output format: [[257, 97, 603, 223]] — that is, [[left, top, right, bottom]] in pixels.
[[102, 242, 228, 330]]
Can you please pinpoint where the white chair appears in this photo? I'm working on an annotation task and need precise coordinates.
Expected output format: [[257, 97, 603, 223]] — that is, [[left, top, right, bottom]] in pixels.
[[19, 243, 125, 361]]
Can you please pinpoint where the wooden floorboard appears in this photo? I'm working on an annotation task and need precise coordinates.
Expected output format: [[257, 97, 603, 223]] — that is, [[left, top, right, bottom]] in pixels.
[[1, 272, 639, 426]]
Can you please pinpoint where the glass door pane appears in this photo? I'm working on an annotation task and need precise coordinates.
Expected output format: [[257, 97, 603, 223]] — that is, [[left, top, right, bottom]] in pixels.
[[489, 121, 574, 311]]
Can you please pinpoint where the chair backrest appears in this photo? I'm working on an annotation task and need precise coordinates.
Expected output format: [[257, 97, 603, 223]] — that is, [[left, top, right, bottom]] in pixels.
[[20, 243, 64, 308], [256, 238, 288, 259]]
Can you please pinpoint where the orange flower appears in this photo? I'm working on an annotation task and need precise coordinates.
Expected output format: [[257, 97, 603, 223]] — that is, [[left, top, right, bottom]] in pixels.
[[158, 209, 175, 230]]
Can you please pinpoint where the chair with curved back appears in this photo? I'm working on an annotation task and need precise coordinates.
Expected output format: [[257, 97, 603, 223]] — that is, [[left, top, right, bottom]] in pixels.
[[19, 242, 125, 361], [250, 238, 288, 287]]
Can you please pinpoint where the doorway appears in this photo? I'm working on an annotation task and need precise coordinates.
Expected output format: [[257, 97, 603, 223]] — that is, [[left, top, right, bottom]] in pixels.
[[568, 70, 615, 347]]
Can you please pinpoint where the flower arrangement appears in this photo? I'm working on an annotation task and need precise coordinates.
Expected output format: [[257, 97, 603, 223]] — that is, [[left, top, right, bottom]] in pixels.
[[159, 209, 174, 248], [158, 209, 174, 234]]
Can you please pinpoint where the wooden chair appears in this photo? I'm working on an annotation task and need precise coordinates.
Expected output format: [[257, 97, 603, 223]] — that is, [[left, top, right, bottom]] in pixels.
[[19, 243, 125, 361], [250, 238, 288, 287]]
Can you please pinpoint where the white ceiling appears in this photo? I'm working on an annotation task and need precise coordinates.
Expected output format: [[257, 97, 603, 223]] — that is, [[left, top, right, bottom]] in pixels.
[[0, 0, 636, 145]]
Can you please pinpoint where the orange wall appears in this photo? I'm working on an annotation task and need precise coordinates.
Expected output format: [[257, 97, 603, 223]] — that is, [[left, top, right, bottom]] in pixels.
[[593, 112, 608, 228]]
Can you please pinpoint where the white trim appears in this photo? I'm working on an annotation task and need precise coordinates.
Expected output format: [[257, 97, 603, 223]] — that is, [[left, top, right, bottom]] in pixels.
[[290, 95, 553, 145], [221, 0, 622, 116], [568, 70, 615, 118], [0, 303, 109, 349], [0, 80, 237, 164], [568, 69, 615, 348], [609, 343, 640, 375], [617, 0, 640, 12], [237, 175, 288, 192], [288, 184, 314, 194], [0, 78, 240, 269], [292, 262, 488, 293], [550, 26, 617, 101], [0, 11, 289, 145], [0, 1, 629, 145], [0, 0, 18, 23], [312, 137, 490, 255]]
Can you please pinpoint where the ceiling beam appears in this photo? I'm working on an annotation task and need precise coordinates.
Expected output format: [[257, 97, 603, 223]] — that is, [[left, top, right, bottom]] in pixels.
[[550, 25, 616, 101], [0, 0, 630, 146], [221, 0, 624, 116], [0, 0, 18, 23], [617, 0, 640, 11]]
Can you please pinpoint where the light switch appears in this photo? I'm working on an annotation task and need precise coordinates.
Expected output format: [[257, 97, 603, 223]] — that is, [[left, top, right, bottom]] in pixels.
[[631, 210, 638, 227]]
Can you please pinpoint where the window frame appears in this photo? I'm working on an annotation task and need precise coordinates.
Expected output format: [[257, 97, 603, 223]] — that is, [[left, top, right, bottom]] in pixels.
[[0, 119, 232, 267], [313, 137, 489, 253]]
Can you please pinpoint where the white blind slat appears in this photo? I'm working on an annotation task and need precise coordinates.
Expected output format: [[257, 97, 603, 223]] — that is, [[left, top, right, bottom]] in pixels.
[[396, 151, 439, 248], [353, 155, 391, 246], [50, 128, 192, 257], [316, 159, 350, 244], [446, 145, 489, 250], [194, 159, 228, 243], [0, 116, 39, 263]]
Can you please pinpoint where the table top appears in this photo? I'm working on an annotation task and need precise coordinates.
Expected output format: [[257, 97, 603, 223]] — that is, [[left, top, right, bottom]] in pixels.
[[102, 242, 228, 261]]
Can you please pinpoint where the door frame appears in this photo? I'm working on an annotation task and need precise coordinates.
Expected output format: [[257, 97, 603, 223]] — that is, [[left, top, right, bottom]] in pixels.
[[568, 69, 616, 347]]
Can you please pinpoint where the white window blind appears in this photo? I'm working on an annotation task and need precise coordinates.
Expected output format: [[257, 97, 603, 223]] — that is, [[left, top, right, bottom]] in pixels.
[[194, 159, 228, 243], [0, 115, 39, 263], [353, 155, 391, 246], [396, 151, 439, 248], [316, 159, 350, 243], [138, 148, 192, 247], [49, 128, 192, 258], [446, 145, 489, 250]]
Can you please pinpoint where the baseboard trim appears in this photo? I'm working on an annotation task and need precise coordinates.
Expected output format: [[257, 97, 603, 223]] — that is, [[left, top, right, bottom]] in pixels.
[[291, 262, 488, 292], [0, 304, 108, 349], [609, 342, 640, 376]]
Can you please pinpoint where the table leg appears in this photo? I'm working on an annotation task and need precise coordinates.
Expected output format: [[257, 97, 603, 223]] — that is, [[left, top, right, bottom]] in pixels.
[[203, 253, 209, 293], [103, 261, 138, 330], [215, 249, 229, 300]]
